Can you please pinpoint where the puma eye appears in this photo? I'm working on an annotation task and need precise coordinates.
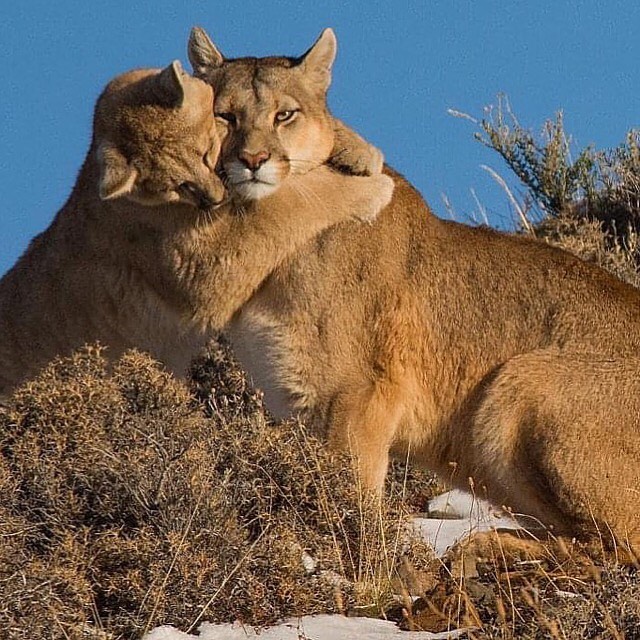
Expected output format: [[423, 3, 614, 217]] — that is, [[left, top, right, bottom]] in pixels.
[[178, 181, 201, 197], [275, 109, 298, 124], [215, 112, 237, 126]]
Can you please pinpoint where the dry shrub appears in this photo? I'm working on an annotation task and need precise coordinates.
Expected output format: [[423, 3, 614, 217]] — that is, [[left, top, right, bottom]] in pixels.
[[402, 534, 640, 639], [0, 343, 419, 639], [534, 213, 640, 288], [436, 545, 640, 640], [469, 97, 640, 287]]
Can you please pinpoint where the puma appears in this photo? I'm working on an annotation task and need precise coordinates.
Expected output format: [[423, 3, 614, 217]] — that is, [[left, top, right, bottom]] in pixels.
[[0, 61, 392, 398], [190, 27, 640, 552]]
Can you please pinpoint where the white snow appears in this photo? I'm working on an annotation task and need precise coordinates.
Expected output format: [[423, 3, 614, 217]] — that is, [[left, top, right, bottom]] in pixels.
[[142, 490, 520, 639], [412, 489, 522, 557], [143, 615, 472, 639]]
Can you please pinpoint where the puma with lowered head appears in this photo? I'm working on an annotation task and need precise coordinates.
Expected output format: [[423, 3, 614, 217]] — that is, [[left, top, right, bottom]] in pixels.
[[0, 60, 392, 399]]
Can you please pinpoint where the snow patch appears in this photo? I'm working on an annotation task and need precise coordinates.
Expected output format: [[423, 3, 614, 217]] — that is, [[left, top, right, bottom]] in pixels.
[[413, 489, 522, 557], [143, 615, 472, 639]]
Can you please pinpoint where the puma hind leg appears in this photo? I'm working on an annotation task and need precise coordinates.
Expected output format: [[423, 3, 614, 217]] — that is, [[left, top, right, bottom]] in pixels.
[[472, 348, 640, 550]]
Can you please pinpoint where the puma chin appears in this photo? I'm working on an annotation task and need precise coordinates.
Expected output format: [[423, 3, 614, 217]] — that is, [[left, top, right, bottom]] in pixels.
[[224, 159, 283, 200]]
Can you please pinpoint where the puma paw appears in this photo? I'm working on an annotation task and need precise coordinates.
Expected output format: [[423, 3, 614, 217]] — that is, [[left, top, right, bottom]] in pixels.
[[355, 174, 394, 223], [331, 144, 385, 177]]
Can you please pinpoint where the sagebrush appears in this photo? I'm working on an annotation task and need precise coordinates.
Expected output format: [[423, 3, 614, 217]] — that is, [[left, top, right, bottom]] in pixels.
[[474, 96, 640, 287], [0, 343, 428, 639]]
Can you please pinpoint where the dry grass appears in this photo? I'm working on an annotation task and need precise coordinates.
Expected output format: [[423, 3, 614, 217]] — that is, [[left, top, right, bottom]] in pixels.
[[395, 531, 640, 639], [0, 343, 428, 639]]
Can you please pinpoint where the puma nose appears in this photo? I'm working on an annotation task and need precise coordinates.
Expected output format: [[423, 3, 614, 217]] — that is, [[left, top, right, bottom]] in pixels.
[[239, 150, 270, 171]]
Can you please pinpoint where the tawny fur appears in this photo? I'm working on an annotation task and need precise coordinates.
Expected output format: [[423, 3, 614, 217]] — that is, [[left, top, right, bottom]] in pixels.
[[0, 62, 392, 398], [191, 27, 640, 552]]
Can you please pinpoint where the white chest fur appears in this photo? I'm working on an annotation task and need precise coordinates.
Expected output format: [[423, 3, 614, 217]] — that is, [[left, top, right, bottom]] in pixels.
[[227, 306, 298, 421]]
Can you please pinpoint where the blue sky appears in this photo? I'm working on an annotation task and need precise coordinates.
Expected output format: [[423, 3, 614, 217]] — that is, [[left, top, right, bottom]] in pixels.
[[1, 1, 639, 275]]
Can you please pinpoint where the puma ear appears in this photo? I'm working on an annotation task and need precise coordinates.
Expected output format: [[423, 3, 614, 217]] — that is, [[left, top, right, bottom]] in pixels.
[[156, 60, 186, 108], [97, 142, 138, 200], [188, 26, 224, 76], [299, 28, 337, 93]]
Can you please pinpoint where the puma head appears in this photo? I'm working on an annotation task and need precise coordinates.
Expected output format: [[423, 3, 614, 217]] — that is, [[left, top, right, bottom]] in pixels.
[[94, 61, 226, 211], [188, 28, 337, 200]]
